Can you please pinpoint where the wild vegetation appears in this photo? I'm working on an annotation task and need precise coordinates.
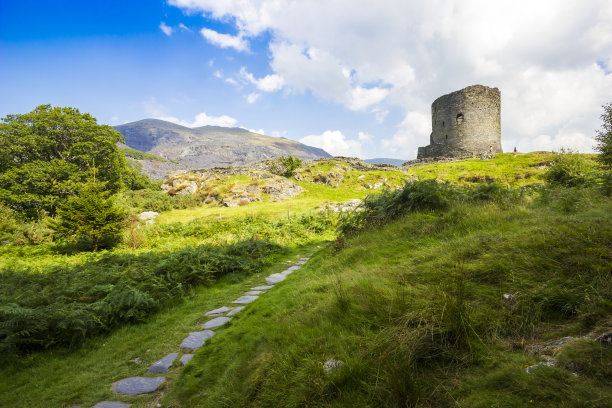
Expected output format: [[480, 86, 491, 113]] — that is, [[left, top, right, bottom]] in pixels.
[[0, 104, 611, 407]]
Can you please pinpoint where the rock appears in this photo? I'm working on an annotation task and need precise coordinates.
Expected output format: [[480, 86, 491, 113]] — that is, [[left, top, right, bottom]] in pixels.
[[596, 331, 612, 347], [145, 219, 155, 225], [323, 358, 343, 374], [280, 270, 294, 277], [93, 402, 132, 408], [147, 353, 178, 373], [233, 295, 259, 304], [265, 273, 286, 284], [112, 377, 166, 396], [287, 265, 301, 271], [528, 336, 575, 356], [139, 211, 159, 221], [205, 306, 230, 316], [180, 354, 194, 366], [245, 290, 263, 295], [227, 306, 245, 316], [202, 316, 231, 329], [252, 285, 274, 290], [129, 357, 142, 364], [300, 257, 310, 261], [525, 360, 555, 373], [224, 202, 239, 207], [180, 330, 215, 350], [502, 293, 513, 301]]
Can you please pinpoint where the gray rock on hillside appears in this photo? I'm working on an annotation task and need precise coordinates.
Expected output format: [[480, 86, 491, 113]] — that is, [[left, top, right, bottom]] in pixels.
[[205, 306, 230, 316], [227, 306, 245, 316], [202, 316, 231, 329], [112, 377, 166, 396], [147, 353, 178, 373], [93, 402, 132, 408], [180, 330, 215, 350]]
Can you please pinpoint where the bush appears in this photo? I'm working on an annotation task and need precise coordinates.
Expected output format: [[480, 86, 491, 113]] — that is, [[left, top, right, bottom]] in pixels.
[[0, 203, 17, 243], [338, 180, 464, 236], [594, 102, 612, 168], [544, 149, 597, 187], [0, 239, 282, 358], [270, 155, 303, 178], [116, 189, 201, 213]]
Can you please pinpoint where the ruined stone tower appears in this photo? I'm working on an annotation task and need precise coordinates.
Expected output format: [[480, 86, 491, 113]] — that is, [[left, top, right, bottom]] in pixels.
[[417, 85, 502, 159]]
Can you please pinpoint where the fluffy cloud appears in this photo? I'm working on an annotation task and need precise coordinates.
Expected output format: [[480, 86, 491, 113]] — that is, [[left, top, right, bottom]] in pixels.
[[200, 28, 248, 52], [240, 68, 285, 92], [171, 0, 612, 156], [299, 130, 363, 157], [159, 22, 173, 36], [246, 93, 260, 104], [159, 112, 238, 128]]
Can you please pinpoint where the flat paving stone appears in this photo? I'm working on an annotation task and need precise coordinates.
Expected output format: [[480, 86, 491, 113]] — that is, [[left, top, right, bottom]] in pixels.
[[180, 330, 215, 350], [147, 352, 178, 373], [287, 265, 301, 271], [265, 273, 286, 284], [252, 285, 274, 290], [205, 306, 230, 316], [245, 290, 263, 295], [180, 354, 193, 366], [279, 269, 294, 277], [203, 316, 231, 329], [227, 306, 245, 316], [300, 257, 310, 260], [93, 402, 132, 408], [233, 295, 258, 304], [112, 377, 165, 396]]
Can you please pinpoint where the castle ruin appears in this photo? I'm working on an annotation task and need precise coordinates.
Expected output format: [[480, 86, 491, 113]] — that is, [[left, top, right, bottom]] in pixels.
[[417, 85, 502, 159]]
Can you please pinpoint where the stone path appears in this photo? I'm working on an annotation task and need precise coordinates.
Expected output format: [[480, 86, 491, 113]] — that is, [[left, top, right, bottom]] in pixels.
[[91, 257, 310, 407]]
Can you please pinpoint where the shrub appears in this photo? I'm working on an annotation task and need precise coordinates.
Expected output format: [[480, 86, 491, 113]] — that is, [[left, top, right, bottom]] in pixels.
[[0, 203, 17, 243], [270, 155, 303, 178], [544, 149, 597, 187], [594, 102, 612, 168], [0, 239, 282, 358]]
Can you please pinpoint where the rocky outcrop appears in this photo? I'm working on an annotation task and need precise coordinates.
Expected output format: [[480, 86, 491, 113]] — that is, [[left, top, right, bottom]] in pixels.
[[161, 169, 303, 205]]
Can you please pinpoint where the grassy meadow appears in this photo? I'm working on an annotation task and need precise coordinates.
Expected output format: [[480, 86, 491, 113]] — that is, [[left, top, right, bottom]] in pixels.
[[1, 152, 611, 407]]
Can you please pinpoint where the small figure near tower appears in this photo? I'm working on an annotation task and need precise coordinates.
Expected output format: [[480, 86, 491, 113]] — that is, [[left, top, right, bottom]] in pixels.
[[417, 85, 502, 159]]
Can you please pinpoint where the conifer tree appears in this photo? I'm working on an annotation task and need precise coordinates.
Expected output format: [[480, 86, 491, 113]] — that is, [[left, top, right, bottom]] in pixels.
[[50, 180, 126, 251]]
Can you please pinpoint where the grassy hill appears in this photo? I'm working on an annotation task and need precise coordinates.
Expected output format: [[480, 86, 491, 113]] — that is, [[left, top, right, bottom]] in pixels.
[[1, 152, 610, 407]]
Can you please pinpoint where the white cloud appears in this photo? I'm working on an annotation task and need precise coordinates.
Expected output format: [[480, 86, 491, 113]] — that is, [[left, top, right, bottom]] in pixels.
[[170, 0, 612, 155], [159, 22, 173, 36], [299, 130, 363, 157], [246, 93, 260, 103], [357, 131, 372, 141], [200, 28, 248, 52], [159, 112, 238, 128], [178, 23, 193, 33], [240, 67, 285, 92], [241, 127, 265, 135]]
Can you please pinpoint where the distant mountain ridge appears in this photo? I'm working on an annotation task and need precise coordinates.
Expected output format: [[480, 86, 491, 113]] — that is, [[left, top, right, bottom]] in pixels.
[[114, 119, 331, 171], [364, 158, 407, 166]]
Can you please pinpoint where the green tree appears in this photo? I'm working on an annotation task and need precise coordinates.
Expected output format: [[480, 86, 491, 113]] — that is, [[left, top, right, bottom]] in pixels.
[[0, 105, 127, 218], [270, 155, 303, 178], [595, 102, 612, 168], [49, 182, 126, 252]]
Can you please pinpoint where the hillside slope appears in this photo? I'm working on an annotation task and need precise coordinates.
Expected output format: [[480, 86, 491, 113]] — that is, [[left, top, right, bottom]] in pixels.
[[165, 185, 612, 407], [114, 119, 331, 170]]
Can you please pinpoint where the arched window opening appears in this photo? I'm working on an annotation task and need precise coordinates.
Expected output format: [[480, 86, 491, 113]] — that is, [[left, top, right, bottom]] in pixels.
[[442, 121, 445, 127], [456, 113, 464, 125], [445, 135, 448, 140]]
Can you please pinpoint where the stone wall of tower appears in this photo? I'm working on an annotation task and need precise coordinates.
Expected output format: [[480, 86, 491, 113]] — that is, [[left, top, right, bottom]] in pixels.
[[417, 85, 502, 159]]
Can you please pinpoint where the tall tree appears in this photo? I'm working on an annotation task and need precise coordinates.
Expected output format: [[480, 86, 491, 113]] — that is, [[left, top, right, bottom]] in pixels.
[[0, 105, 126, 218], [49, 181, 126, 252], [595, 102, 612, 168]]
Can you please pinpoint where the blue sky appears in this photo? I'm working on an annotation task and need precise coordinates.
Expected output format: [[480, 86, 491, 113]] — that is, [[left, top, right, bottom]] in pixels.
[[1, 0, 611, 159]]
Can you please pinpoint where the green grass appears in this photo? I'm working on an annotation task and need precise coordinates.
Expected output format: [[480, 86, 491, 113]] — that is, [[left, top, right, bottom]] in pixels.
[[0, 244, 322, 408], [161, 187, 611, 407]]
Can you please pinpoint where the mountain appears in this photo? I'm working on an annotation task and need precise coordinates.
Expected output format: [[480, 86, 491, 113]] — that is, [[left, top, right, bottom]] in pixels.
[[114, 119, 331, 170], [364, 158, 407, 166]]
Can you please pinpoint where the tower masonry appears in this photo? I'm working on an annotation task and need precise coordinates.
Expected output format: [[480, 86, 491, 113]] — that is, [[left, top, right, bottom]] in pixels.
[[417, 85, 502, 159]]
